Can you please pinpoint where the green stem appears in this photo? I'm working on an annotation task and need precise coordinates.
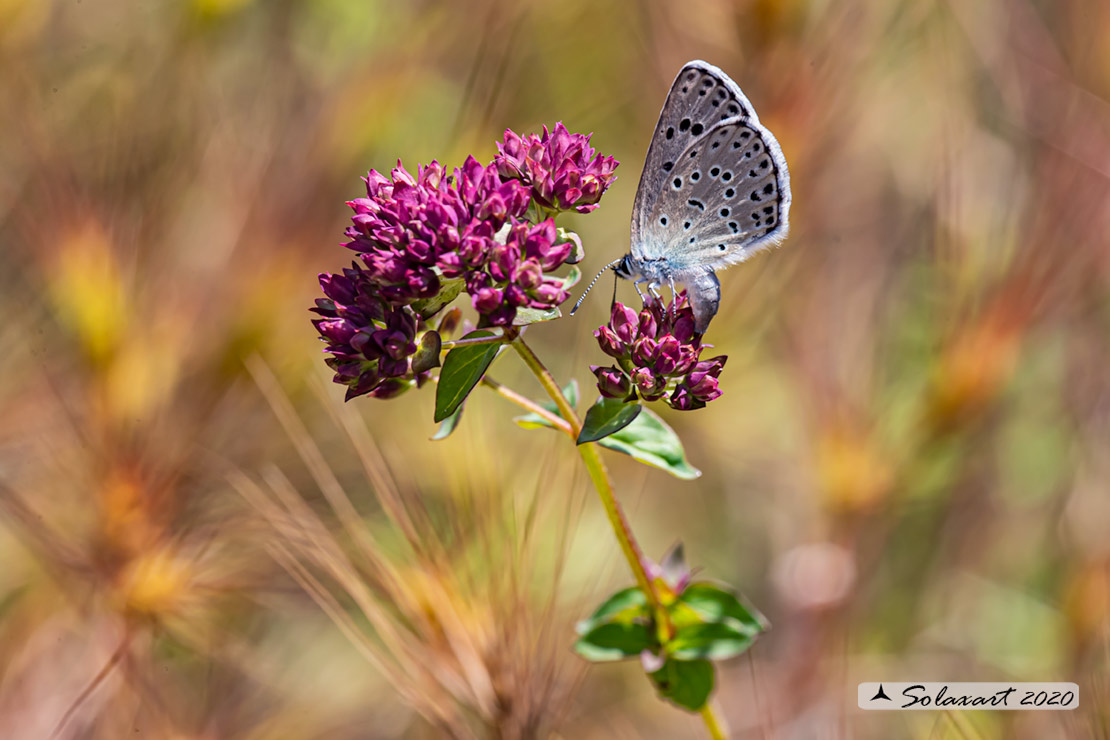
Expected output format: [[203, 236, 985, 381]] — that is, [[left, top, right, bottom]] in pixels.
[[510, 333, 726, 739], [509, 336, 664, 618], [440, 332, 508, 351], [699, 703, 728, 740], [479, 376, 573, 436]]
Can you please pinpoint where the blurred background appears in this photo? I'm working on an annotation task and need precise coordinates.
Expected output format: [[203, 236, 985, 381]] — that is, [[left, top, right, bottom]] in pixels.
[[2, 0, 1109, 737]]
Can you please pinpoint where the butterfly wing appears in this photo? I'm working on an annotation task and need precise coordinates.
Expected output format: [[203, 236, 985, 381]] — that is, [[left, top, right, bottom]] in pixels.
[[639, 117, 791, 274], [630, 61, 762, 259]]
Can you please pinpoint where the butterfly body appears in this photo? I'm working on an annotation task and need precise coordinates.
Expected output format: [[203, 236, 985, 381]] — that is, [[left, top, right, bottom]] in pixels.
[[615, 60, 791, 333]]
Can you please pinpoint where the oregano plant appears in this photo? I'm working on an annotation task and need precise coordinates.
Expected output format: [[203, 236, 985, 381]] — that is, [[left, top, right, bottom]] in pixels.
[[310, 123, 765, 738]]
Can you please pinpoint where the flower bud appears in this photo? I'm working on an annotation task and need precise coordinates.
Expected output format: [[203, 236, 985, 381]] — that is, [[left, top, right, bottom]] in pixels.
[[595, 326, 626, 358], [592, 365, 633, 400]]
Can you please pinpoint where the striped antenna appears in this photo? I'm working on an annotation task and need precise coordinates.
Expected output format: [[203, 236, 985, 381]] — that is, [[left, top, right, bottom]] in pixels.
[[570, 258, 623, 316]]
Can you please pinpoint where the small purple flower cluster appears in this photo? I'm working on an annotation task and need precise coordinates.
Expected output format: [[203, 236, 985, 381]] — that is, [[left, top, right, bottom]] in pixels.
[[495, 123, 619, 214], [465, 219, 574, 326], [311, 264, 428, 400], [591, 293, 727, 410], [345, 158, 530, 307], [315, 124, 618, 400]]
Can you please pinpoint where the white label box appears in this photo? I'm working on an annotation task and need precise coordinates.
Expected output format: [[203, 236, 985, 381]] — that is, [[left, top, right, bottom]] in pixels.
[[858, 682, 1079, 710]]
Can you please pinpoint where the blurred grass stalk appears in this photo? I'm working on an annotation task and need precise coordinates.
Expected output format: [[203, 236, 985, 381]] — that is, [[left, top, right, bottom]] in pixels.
[[236, 357, 583, 738]]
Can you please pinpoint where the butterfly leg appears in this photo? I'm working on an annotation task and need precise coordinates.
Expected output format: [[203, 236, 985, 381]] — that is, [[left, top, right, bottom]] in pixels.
[[632, 278, 648, 303], [648, 282, 663, 306]]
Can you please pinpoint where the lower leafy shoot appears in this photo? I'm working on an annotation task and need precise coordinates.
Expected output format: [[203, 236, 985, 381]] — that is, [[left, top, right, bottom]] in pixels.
[[574, 546, 767, 712]]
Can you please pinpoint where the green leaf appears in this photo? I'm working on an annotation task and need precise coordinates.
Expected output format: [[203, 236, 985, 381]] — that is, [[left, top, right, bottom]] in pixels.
[[557, 227, 585, 264], [411, 277, 464, 319], [410, 331, 442, 374], [559, 264, 582, 290], [516, 391, 700, 479], [512, 380, 578, 429], [667, 621, 757, 661], [577, 396, 642, 444], [573, 622, 654, 662], [434, 331, 502, 422], [674, 583, 769, 635], [513, 307, 561, 325], [594, 406, 701, 479], [431, 403, 464, 440], [649, 659, 715, 711], [575, 586, 649, 635]]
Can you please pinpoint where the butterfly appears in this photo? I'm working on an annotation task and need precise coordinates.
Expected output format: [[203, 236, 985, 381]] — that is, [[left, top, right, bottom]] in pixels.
[[572, 60, 791, 334]]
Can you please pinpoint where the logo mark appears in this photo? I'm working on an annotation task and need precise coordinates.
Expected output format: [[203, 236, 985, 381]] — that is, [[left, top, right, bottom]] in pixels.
[[870, 684, 892, 702]]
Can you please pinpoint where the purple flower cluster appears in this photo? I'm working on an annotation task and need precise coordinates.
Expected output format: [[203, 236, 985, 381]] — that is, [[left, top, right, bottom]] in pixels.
[[345, 158, 530, 306], [495, 123, 618, 214], [591, 293, 727, 410], [311, 264, 429, 400], [314, 123, 619, 399], [465, 219, 574, 325]]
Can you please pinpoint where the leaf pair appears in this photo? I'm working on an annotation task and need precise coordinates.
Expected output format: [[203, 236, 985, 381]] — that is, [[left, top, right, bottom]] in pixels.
[[573, 582, 767, 711]]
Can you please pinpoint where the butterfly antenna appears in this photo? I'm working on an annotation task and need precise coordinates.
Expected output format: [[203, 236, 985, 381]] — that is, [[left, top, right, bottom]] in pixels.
[[570, 258, 623, 316]]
